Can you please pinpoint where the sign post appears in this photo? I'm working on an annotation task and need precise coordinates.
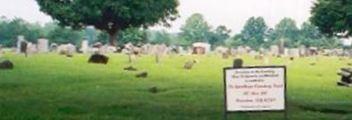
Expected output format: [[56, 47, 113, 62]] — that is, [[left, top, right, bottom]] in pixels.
[[223, 66, 287, 120]]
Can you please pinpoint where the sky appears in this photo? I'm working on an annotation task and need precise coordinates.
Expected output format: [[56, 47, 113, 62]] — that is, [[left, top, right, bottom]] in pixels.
[[0, 0, 315, 34]]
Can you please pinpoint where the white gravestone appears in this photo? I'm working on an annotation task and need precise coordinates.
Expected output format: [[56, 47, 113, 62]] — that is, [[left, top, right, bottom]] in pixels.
[[37, 39, 49, 53]]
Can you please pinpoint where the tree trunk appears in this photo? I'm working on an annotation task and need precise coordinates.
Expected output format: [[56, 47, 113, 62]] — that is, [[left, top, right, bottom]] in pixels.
[[108, 32, 118, 46]]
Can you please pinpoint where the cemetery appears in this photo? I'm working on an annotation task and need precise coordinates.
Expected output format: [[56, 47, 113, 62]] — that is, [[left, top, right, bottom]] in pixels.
[[1, 0, 352, 120]]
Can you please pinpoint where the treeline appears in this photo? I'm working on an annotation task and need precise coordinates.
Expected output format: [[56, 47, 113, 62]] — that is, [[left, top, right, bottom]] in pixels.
[[0, 14, 343, 49]]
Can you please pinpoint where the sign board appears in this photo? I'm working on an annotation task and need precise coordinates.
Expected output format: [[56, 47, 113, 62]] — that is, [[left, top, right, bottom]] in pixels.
[[223, 66, 286, 112]]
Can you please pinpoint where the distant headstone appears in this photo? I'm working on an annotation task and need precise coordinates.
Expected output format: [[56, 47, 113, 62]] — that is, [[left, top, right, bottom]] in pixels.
[[88, 54, 109, 64], [50, 43, 58, 52], [148, 86, 158, 93], [184, 60, 197, 70], [57, 44, 76, 57], [80, 40, 89, 54], [124, 66, 138, 71], [337, 68, 352, 87], [233, 59, 243, 68], [16, 35, 25, 53], [0, 60, 14, 70], [37, 38, 49, 53], [136, 71, 148, 78]]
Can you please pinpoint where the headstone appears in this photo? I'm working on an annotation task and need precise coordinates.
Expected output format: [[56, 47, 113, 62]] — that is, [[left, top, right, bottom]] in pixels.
[[57, 44, 76, 57], [233, 59, 243, 68], [88, 54, 109, 64], [148, 87, 159, 93], [124, 66, 138, 71], [184, 60, 197, 70], [0, 44, 3, 57], [16, 35, 26, 53], [136, 71, 148, 78], [288, 48, 300, 58], [270, 45, 279, 56], [337, 68, 352, 87], [66, 44, 76, 57], [26, 42, 38, 54], [278, 39, 285, 55], [0, 60, 14, 70], [37, 38, 49, 53], [50, 43, 58, 52], [80, 40, 89, 54], [299, 45, 307, 57]]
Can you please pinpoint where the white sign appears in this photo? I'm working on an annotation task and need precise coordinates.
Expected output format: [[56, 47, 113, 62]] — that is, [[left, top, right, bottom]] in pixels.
[[224, 67, 286, 112]]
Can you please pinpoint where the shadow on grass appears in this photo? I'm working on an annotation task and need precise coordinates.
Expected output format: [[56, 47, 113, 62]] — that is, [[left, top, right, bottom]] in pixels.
[[298, 105, 349, 114]]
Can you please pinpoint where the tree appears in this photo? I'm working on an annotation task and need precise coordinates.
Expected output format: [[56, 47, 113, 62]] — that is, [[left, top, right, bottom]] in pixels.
[[118, 27, 147, 46], [311, 0, 352, 37], [208, 25, 231, 46], [148, 30, 173, 45], [299, 22, 322, 47], [36, 0, 179, 46], [274, 18, 299, 47], [0, 18, 44, 47], [47, 26, 83, 45], [239, 17, 268, 48], [180, 13, 211, 44]]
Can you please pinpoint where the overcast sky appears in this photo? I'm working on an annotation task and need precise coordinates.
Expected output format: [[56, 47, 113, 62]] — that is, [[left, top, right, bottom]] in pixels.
[[0, 0, 315, 34]]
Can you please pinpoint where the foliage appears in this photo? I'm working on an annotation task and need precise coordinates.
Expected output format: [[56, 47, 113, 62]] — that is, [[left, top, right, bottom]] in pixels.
[[274, 18, 300, 48], [239, 17, 268, 49], [36, 0, 179, 45], [47, 25, 83, 45], [208, 25, 231, 46], [311, 0, 352, 37], [180, 13, 211, 44], [148, 30, 173, 45]]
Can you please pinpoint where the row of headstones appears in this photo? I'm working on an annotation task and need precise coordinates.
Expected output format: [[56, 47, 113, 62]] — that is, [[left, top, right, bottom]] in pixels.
[[16, 36, 49, 54], [213, 45, 323, 58]]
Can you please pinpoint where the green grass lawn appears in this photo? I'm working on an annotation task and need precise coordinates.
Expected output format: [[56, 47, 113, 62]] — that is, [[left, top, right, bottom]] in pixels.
[[0, 53, 352, 120]]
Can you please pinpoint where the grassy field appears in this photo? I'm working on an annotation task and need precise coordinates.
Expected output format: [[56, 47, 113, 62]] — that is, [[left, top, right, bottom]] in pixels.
[[0, 53, 352, 120]]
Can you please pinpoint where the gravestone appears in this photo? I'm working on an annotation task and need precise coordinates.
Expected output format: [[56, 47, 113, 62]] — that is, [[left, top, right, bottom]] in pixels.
[[136, 71, 148, 78], [299, 45, 307, 57], [233, 59, 243, 68], [124, 66, 138, 71], [88, 54, 109, 64], [50, 43, 58, 52], [80, 40, 89, 54], [57, 44, 76, 57], [337, 68, 352, 87], [16, 36, 26, 53], [26, 43, 38, 54], [0, 44, 3, 56], [37, 38, 49, 53], [0, 60, 14, 70], [184, 60, 197, 70]]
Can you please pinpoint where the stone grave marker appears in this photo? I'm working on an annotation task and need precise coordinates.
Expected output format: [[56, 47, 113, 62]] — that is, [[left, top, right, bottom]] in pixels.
[[37, 38, 49, 53]]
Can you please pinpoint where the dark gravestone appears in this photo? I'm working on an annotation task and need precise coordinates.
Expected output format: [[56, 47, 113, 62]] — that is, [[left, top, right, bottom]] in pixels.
[[88, 54, 109, 64], [233, 59, 243, 68], [148, 86, 159, 94], [337, 68, 352, 87], [0, 60, 14, 70], [124, 66, 138, 71], [290, 57, 294, 61], [136, 72, 148, 78]]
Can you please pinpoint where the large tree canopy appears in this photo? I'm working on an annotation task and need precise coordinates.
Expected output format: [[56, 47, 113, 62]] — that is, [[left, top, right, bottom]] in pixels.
[[180, 13, 211, 44], [311, 0, 352, 37], [236, 17, 268, 49], [36, 0, 179, 46]]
